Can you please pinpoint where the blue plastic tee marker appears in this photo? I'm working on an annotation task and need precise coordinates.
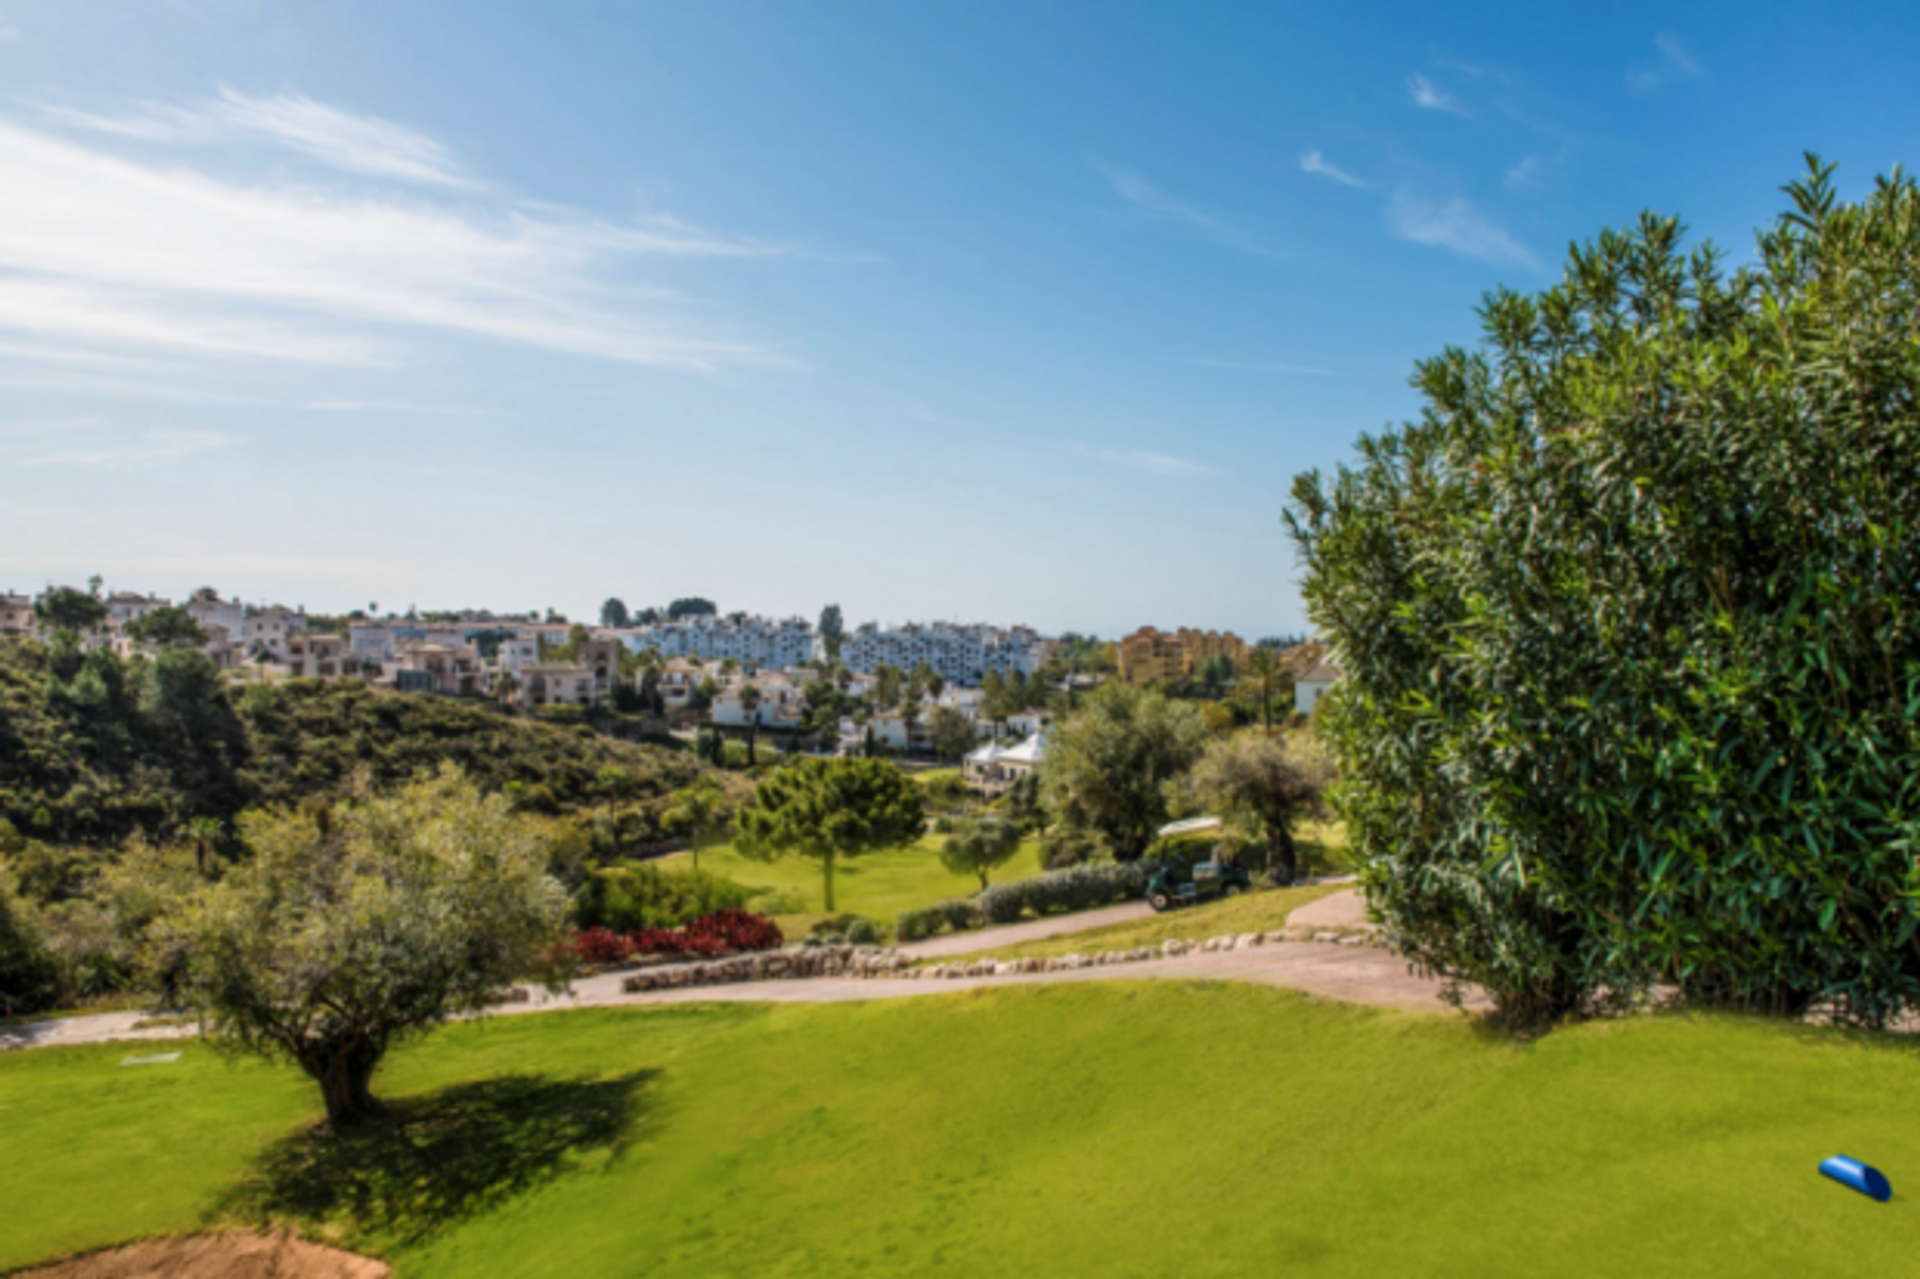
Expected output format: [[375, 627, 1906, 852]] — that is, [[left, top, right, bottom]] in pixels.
[[1819, 1155, 1892, 1202]]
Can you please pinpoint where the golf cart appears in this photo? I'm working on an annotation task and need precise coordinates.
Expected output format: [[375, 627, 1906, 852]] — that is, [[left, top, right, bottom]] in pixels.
[[1143, 817, 1252, 912]]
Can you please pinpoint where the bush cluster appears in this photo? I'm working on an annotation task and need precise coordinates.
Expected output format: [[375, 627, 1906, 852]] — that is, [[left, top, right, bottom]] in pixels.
[[573, 862, 750, 933], [974, 862, 1147, 925], [893, 898, 985, 942]]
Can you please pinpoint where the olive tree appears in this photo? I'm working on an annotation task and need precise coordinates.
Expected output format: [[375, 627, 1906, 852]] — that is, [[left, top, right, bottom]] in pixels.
[[734, 758, 924, 911], [1183, 731, 1332, 885], [170, 768, 569, 1127], [1041, 683, 1207, 860], [940, 816, 1023, 891], [1286, 159, 1920, 1027]]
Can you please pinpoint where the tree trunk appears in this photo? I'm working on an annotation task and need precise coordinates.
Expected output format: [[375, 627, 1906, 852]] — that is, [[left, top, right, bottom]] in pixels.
[[301, 1035, 384, 1129], [1269, 822, 1298, 886], [822, 850, 836, 912]]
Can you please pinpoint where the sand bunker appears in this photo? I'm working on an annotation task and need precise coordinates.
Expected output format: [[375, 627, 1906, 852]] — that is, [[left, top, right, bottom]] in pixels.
[[10, 1231, 386, 1279]]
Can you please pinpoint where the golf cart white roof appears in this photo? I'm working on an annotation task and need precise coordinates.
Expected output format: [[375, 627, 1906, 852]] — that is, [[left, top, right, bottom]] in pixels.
[[1157, 816, 1223, 838]]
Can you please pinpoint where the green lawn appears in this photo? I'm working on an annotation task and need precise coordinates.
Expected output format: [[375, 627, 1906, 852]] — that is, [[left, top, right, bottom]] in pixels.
[[5, 990, 1919, 1277], [662, 834, 1045, 933], [920, 879, 1347, 964]]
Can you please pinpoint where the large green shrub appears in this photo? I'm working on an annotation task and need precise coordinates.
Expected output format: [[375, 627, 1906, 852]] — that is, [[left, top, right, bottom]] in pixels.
[[0, 871, 60, 1015], [975, 862, 1147, 925], [574, 862, 751, 933], [1286, 160, 1920, 1027]]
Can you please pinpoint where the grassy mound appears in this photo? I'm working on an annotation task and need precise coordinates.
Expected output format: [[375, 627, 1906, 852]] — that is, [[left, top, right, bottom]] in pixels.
[[4, 988, 1918, 1276], [658, 835, 1046, 932]]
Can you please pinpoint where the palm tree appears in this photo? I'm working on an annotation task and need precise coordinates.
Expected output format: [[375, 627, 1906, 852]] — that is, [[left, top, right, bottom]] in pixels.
[[494, 668, 520, 709], [1241, 647, 1285, 733]]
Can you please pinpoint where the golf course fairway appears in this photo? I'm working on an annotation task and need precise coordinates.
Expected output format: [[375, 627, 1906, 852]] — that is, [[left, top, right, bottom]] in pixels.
[[2, 982, 1915, 1277]]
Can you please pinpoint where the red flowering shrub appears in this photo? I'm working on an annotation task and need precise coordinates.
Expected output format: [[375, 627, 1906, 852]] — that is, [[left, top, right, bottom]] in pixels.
[[572, 927, 636, 965], [634, 910, 783, 957], [694, 908, 784, 952]]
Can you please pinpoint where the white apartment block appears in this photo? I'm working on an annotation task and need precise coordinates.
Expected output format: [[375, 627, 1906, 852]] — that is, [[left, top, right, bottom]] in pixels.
[[619, 615, 816, 669], [832, 622, 1044, 688], [104, 592, 171, 625]]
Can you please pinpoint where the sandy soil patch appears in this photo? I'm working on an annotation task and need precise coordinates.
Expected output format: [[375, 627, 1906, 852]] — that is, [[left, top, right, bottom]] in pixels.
[[8, 1231, 385, 1279]]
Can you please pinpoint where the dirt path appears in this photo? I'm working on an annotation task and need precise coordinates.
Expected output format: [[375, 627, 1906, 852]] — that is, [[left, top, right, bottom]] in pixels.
[[3, 889, 1473, 1054]]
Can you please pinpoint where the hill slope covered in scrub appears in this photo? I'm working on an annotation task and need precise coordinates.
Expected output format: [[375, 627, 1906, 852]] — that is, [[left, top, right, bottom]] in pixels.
[[0, 636, 718, 844]]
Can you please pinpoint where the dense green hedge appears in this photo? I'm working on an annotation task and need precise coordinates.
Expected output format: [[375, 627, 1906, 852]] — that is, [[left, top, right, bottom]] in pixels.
[[975, 862, 1147, 925], [1286, 161, 1920, 1027]]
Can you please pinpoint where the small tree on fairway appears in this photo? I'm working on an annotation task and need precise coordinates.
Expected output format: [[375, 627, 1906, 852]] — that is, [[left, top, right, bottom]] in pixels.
[[734, 758, 924, 912], [168, 768, 568, 1128], [940, 816, 1022, 891], [670, 778, 726, 871], [1183, 731, 1332, 884]]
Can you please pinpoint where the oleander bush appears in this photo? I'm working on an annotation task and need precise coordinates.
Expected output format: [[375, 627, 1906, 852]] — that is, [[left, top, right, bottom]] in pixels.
[[1286, 159, 1920, 1027]]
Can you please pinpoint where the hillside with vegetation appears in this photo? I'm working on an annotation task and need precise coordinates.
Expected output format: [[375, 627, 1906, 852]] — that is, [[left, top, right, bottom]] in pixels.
[[0, 636, 720, 846]]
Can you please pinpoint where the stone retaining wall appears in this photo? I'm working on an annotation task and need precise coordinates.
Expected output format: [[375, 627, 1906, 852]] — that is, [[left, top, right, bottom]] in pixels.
[[620, 927, 1379, 995]]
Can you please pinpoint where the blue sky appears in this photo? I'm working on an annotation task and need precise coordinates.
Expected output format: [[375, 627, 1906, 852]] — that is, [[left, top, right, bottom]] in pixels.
[[3, 2, 1917, 637]]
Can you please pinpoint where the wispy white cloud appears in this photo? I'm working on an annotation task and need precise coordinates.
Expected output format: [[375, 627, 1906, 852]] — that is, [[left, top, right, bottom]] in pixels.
[[1387, 190, 1538, 269], [1097, 165, 1280, 258], [1630, 34, 1704, 92], [0, 415, 99, 439], [13, 425, 241, 468], [301, 399, 486, 416], [1079, 446, 1214, 476], [1187, 358, 1335, 376], [0, 107, 796, 374], [0, 24, 19, 41], [1299, 150, 1367, 189], [44, 87, 475, 188], [1407, 74, 1469, 116], [1504, 153, 1558, 193]]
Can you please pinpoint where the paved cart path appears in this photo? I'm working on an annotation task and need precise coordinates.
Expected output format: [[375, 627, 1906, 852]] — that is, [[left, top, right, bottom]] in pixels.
[[2, 889, 1480, 1054]]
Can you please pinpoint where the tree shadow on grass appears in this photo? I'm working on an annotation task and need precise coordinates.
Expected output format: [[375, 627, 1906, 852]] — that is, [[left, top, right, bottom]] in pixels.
[[215, 1070, 658, 1247]]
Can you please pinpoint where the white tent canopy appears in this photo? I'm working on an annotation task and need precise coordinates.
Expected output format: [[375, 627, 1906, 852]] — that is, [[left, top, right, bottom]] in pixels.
[[1156, 816, 1223, 838]]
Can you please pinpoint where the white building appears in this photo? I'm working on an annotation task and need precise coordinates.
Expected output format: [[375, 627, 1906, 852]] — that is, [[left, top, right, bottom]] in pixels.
[[242, 606, 307, 662], [964, 731, 1048, 796], [104, 592, 171, 626], [1294, 662, 1341, 716], [185, 594, 245, 646], [834, 621, 1044, 688], [619, 615, 816, 669]]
